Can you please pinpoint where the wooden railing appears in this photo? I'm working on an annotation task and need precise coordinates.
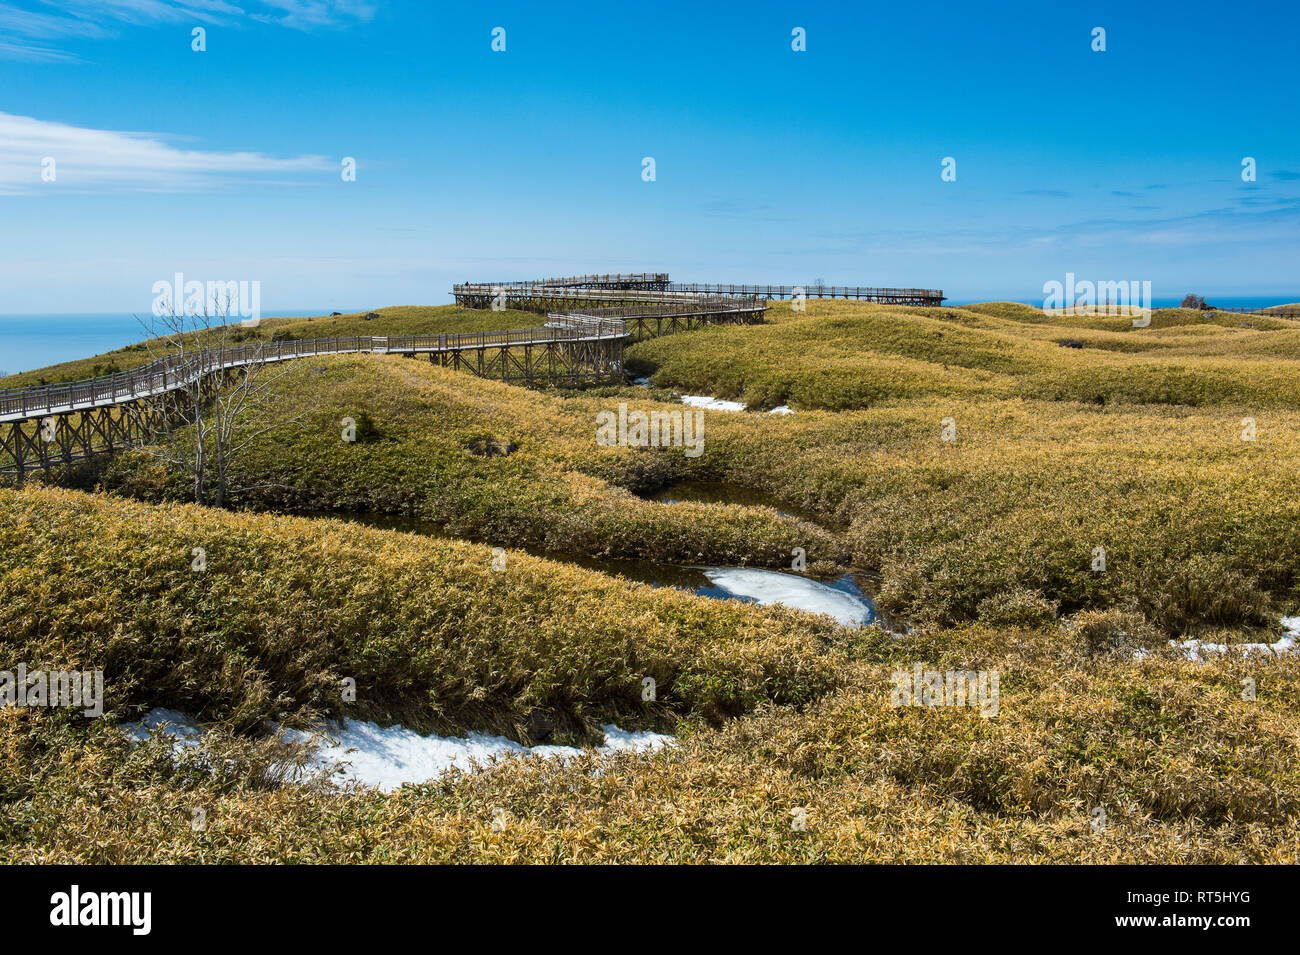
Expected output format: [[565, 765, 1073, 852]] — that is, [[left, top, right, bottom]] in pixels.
[[521, 273, 669, 288], [546, 299, 763, 321], [452, 277, 944, 305], [543, 314, 639, 333], [663, 283, 944, 301], [453, 284, 754, 303], [0, 323, 628, 423], [1209, 306, 1300, 318]]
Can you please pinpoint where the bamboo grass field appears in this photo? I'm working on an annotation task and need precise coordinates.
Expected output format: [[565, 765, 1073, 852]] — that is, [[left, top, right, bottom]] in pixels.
[[4, 298, 1300, 864]]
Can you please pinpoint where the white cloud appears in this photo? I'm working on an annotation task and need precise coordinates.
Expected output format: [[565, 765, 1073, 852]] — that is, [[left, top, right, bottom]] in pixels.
[[0, 112, 334, 194]]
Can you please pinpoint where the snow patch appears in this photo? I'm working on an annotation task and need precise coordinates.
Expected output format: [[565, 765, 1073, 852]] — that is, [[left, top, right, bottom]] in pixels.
[[122, 708, 203, 748], [701, 566, 875, 626], [1140, 617, 1300, 662], [121, 709, 673, 793], [301, 720, 673, 792], [1172, 625, 1298, 662], [680, 394, 746, 412], [677, 395, 793, 415]]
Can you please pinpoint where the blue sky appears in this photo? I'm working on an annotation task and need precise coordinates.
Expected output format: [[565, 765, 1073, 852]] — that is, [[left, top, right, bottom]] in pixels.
[[1, 0, 1297, 313]]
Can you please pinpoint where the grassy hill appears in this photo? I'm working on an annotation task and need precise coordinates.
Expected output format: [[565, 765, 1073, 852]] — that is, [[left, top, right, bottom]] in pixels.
[[0, 305, 534, 389], [0, 486, 848, 736], [88, 339, 1300, 632], [4, 299, 1300, 863], [93, 354, 844, 570], [3, 486, 1298, 863], [628, 300, 1300, 409]]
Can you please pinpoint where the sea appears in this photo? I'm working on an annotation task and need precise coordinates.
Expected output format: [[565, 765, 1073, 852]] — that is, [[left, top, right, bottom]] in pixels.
[[0, 310, 359, 377]]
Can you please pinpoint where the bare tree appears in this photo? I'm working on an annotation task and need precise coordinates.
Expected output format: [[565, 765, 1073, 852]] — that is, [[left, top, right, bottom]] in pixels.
[[135, 290, 296, 507]]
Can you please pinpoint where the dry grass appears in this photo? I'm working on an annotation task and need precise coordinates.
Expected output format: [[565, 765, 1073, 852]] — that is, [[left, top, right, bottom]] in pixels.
[[4, 624, 1297, 863], [5, 299, 1300, 863], [90, 354, 843, 569], [0, 487, 849, 739], [629, 300, 1300, 409]]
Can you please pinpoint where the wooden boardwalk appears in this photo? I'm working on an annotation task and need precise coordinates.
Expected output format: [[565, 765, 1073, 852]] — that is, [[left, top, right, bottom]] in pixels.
[[454, 274, 944, 309], [664, 282, 943, 304], [545, 298, 767, 337], [525, 272, 670, 290], [1208, 306, 1300, 319], [1, 269, 943, 476], [453, 284, 763, 311], [0, 322, 629, 478]]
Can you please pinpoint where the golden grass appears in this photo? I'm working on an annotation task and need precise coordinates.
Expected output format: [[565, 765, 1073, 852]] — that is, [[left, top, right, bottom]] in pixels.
[[0, 486, 850, 738], [628, 300, 1300, 409], [7, 299, 1300, 863], [92, 354, 843, 570], [93, 344, 1300, 633], [4, 623, 1297, 863]]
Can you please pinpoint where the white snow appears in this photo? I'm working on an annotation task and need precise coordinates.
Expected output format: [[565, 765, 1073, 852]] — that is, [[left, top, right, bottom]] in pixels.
[[598, 723, 675, 753], [633, 377, 651, 387], [121, 709, 673, 793], [680, 394, 746, 412], [1171, 616, 1300, 662], [1136, 616, 1300, 662], [677, 395, 794, 415], [701, 566, 874, 626], [122, 708, 203, 748], [283, 720, 672, 792]]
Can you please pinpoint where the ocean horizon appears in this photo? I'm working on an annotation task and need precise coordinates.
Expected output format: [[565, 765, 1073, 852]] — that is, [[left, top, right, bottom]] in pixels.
[[3, 295, 1298, 377], [0, 309, 362, 376]]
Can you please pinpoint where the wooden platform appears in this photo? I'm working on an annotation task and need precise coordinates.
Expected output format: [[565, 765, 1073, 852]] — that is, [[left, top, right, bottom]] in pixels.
[[453, 274, 944, 309]]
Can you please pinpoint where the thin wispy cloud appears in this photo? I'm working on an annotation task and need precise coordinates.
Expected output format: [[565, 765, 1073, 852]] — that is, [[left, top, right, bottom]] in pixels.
[[699, 198, 793, 223], [0, 38, 79, 62], [810, 196, 1300, 258], [0, 0, 375, 61], [0, 5, 107, 61], [54, 1, 243, 26], [250, 0, 378, 31], [0, 111, 333, 194]]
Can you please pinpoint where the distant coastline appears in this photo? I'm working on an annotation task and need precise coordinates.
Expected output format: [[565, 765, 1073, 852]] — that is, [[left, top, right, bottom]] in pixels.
[[0, 309, 363, 376]]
